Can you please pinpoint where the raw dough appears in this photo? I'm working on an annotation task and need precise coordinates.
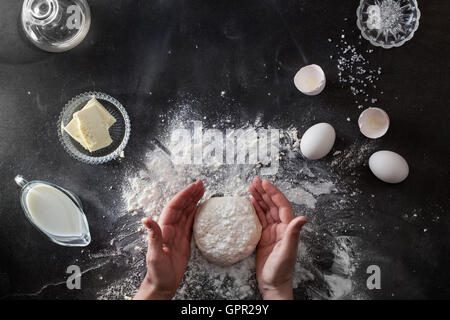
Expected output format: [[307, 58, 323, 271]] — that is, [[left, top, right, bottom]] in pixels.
[[193, 197, 262, 266]]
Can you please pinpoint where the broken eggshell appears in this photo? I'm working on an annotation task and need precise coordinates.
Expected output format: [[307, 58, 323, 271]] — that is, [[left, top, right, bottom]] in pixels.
[[358, 107, 390, 139], [294, 64, 326, 96]]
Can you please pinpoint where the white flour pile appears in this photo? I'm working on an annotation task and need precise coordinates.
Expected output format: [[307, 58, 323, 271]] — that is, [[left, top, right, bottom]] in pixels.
[[95, 103, 362, 300]]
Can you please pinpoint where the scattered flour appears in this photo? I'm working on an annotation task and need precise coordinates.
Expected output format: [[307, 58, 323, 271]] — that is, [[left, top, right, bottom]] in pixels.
[[331, 141, 376, 173], [282, 186, 317, 209], [96, 102, 362, 300]]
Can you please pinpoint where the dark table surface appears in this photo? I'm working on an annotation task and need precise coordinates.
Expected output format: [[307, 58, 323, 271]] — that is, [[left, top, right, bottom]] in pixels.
[[0, 0, 449, 299]]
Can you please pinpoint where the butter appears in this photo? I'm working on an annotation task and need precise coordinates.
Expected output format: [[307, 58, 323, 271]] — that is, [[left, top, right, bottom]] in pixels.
[[83, 98, 116, 128], [74, 104, 113, 152], [63, 98, 116, 153], [64, 118, 90, 149]]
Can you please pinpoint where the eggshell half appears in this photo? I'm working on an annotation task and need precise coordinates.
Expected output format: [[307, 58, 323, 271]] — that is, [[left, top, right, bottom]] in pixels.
[[300, 123, 336, 160], [294, 64, 326, 96], [358, 107, 390, 139], [369, 150, 409, 184]]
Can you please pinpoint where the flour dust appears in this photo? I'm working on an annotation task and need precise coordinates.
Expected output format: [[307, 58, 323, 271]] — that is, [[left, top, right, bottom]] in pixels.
[[95, 102, 364, 300]]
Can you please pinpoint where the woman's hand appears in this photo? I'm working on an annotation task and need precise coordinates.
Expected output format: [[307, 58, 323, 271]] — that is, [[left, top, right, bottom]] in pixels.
[[134, 180, 204, 300], [249, 177, 307, 300]]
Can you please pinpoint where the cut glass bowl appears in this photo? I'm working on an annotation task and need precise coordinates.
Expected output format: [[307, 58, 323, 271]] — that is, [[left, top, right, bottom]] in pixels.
[[58, 92, 130, 164], [356, 0, 420, 49]]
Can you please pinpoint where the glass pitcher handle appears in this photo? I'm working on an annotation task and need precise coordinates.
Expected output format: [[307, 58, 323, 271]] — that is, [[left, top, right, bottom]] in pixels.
[[15, 175, 29, 189]]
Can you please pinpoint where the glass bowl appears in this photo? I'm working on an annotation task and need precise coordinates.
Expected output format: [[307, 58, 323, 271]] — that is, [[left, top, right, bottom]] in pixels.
[[58, 92, 131, 164], [22, 0, 91, 53], [356, 0, 420, 49]]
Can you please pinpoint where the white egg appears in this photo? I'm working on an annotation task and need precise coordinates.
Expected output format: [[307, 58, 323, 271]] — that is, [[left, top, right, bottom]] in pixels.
[[294, 64, 326, 96], [369, 150, 409, 184], [358, 107, 390, 139], [300, 123, 336, 160]]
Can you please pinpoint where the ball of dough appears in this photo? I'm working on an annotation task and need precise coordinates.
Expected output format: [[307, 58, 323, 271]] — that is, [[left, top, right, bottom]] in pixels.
[[193, 197, 262, 266]]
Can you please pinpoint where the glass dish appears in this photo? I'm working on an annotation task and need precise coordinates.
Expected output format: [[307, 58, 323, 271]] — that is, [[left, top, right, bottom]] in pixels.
[[15, 175, 91, 247], [356, 0, 420, 49], [21, 0, 91, 52], [58, 91, 131, 164]]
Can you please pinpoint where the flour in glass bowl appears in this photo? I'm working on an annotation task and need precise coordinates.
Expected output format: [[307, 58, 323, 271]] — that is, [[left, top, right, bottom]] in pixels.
[[97, 102, 363, 300]]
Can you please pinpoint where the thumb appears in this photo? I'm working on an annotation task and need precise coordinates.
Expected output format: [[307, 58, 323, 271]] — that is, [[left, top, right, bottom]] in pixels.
[[142, 218, 164, 258], [280, 216, 307, 257]]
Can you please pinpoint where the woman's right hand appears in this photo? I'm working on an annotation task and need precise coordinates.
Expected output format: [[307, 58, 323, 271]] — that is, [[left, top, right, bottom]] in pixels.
[[249, 177, 307, 300]]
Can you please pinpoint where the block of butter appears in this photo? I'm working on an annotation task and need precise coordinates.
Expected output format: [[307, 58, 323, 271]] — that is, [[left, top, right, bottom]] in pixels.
[[64, 98, 116, 152], [64, 118, 90, 149], [74, 104, 113, 152], [83, 98, 116, 128]]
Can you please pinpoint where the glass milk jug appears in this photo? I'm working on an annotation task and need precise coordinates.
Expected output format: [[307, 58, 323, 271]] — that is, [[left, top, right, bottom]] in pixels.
[[15, 175, 91, 247]]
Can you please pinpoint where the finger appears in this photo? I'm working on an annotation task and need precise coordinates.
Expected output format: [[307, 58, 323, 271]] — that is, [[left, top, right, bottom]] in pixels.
[[193, 180, 205, 203], [251, 177, 270, 211], [250, 188, 270, 213], [179, 179, 204, 231], [167, 181, 202, 211], [249, 184, 261, 200], [279, 216, 307, 258], [251, 197, 267, 229], [184, 203, 198, 236], [250, 179, 263, 201], [260, 179, 280, 222], [142, 218, 164, 259], [160, 181, 202, 225], [250, 183, 270, 217], [252, 177, 265, 197], [262, 179, 294, 223], [184, 181, 204, 231]]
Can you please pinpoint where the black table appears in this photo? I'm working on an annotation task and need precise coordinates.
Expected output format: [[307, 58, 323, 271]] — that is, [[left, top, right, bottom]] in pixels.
[[0, 0, 449, 299]]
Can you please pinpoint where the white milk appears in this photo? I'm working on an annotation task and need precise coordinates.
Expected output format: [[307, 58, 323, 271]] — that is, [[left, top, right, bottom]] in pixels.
[[26, 184, 82, 236]]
